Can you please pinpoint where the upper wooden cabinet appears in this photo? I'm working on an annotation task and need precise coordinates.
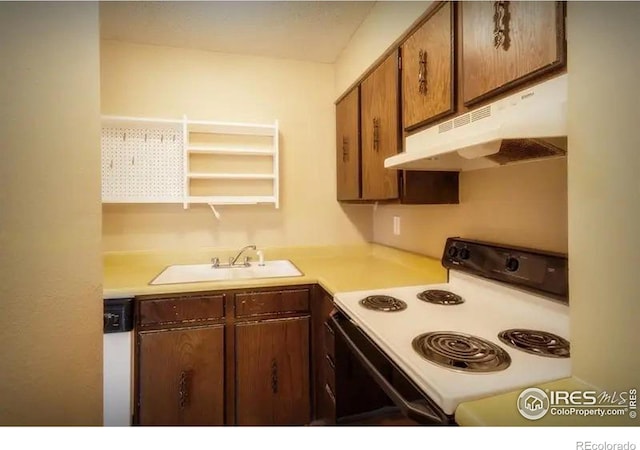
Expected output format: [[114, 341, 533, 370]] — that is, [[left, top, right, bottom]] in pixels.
[[336, 87, 360, 201], [360, 51, 400, 200], [402, 2, 455, 131], [461, 1, 566, 106]]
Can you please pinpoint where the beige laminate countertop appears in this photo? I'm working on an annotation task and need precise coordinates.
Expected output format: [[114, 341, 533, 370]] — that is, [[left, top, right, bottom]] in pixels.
[[103, 243, 447, 298]]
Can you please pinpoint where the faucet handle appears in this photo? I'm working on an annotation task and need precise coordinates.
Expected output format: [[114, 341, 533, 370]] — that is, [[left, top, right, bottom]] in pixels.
[[243, 256, 251, 267], [211, 257, 220, 268]]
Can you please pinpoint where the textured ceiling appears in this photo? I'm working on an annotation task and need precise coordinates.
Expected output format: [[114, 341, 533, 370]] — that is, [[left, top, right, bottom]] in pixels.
[[100, 1, 376, 63]]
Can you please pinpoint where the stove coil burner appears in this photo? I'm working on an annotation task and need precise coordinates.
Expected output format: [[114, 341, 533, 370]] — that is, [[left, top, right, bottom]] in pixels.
[[359, 295, 408, 312], [416, 289, 464, 305], [498, 329, 570, 358], [412, 331, 511, 373]]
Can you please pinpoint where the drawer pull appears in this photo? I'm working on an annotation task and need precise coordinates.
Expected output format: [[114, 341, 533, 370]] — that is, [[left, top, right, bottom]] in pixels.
[[325, 354, 335, 371], [178, 370, 191, 409], [418, 49, 427, 95], [271, 359, 278, 394], [493, 1, 510, 51], [324, 321, 334, 336], [373, 117, 380, 152], [324, 383, 335, 403]]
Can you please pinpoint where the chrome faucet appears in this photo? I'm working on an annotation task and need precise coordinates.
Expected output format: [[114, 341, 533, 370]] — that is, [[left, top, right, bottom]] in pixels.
[[229, 245, 256, 267]]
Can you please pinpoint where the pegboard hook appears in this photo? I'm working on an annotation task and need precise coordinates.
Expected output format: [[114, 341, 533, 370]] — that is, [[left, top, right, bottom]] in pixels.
[[208, 203, 221, 220]]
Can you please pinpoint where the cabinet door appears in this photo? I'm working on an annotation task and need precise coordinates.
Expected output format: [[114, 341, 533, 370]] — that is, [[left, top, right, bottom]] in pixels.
[[402, 2, 455, 130], [137, 325, 225, 425], [235, 316, 310, 425], [360, 51, 400, 200], [462, 1, 565, 105], [336, 87, 361, 201]]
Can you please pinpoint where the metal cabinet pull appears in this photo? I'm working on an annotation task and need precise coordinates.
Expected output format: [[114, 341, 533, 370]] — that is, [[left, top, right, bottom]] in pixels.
[[418, 49, 428, 95], [271, 359, 278, 394], [178, 370, 191, 409], [324, 383, 335, 403], [493, 1, 510, 50], [372, 117, 380, 152], [342, 136, 349, 162]]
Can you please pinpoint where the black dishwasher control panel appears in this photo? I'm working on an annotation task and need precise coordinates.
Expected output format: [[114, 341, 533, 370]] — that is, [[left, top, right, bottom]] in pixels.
[[103, 298, 134, 333]]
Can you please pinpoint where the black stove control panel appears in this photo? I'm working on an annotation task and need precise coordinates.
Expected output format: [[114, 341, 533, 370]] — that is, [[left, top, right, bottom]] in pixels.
[[104, 298, 134, 333], [441, 237, 568, 302]]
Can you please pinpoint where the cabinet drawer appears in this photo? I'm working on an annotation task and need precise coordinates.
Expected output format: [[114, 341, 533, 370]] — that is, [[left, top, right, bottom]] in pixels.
[[324, 321, 335, 360], [235, 288, 309, 317], [324, 353, 336, 394], [139, 294, 225, 327]]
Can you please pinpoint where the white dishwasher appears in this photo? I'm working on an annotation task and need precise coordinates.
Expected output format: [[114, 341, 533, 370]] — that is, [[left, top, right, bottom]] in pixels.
[[103, 297, 134, 426]]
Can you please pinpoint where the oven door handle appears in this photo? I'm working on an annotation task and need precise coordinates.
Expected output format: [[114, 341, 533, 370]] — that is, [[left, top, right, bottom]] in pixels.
[[330, 315, 445, 424]]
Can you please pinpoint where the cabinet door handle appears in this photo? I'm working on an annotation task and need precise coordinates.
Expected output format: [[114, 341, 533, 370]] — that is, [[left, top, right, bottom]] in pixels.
[[418, 49, 427, 95], [372, 117, 380, 152], [324, 383, 335, 403], [271, 359, 278, 394], [325, 353, 335, 371], [493, 1, 510, 50], [178, 370, 191, 409], [342, 136, 349, 162]]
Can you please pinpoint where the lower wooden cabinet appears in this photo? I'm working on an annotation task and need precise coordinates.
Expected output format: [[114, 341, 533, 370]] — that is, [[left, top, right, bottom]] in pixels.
[[311, 287, 336, 425], [235, 316, 311, 425], [135, 286, 313, 426], [137, 325, 225, 425]]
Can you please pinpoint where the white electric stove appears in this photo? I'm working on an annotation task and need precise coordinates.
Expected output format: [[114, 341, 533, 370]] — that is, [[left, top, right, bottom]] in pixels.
[[331, 238, 571, 422]]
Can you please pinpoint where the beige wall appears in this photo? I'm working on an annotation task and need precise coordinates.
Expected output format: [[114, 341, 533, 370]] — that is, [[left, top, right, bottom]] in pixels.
[[0, 3, 103, 425], [335, 1, 568, 258], [567, 2, 640, 391], [374, 159, 568, 258], [101, 40, 372, 252]]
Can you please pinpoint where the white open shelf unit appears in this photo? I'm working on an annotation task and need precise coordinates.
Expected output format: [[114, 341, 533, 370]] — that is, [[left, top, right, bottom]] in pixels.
[[101, 115, 280, 209]]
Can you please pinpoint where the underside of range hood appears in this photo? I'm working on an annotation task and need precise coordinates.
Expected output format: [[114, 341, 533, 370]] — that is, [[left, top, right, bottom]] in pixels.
[[385, 74, 568, 172]]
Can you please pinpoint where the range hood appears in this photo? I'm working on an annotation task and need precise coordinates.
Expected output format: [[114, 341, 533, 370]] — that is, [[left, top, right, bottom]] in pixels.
[[385, 74, 568, 171]]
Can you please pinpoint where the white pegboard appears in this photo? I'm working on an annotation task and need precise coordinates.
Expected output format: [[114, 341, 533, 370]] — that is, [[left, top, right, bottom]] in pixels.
[[101, 126, 184, 203]]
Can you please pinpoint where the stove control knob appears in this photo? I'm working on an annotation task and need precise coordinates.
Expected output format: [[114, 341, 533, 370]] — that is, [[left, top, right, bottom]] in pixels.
[[505, 257, 519, 272], [459, 248, 471, 260], [447, 246, 458, 258]]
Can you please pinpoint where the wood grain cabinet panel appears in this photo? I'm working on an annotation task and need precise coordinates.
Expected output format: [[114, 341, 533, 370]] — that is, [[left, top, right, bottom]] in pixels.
[[402, 1, 455, 130], [461, 1, 565, 105], [336, 87, 360, 201], [360, 51, 400, 200], [235, 316, 311, 425], [138, 294, 224, 328], [137, 325, 225, 425], [234, 288, 309, 318], [311, 288, 336, 424]]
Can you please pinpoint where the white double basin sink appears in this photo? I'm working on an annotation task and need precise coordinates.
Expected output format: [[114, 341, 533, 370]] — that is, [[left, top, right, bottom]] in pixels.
[[150, 260, 303, 285]]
